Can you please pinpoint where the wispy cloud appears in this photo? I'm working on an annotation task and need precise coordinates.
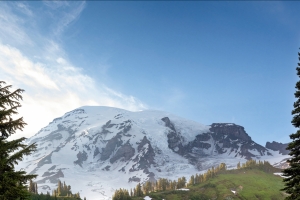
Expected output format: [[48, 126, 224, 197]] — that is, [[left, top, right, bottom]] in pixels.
[[44, 1, 86, 36], [0, 3, 33, 46], [14, 2, 33, 17], [0, 2, 147, 140]]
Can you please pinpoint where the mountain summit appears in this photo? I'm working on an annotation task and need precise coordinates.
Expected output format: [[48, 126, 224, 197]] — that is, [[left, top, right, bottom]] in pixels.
[[17, 106, 289, 200]]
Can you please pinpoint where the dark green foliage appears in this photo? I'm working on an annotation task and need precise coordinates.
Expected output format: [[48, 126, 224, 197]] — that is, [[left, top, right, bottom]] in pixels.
[[30, 192, 52, 200], [202, 183, 216, 188], [30, 192, 82, 200], [135, 183, 143, 197], [282, 50, 300, 199], [189, 194, 210, 200], [0, 81, 37, 200]]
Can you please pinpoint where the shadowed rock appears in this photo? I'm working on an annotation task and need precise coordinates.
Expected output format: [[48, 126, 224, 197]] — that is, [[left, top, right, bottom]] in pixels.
[[100, 135, 123, 161], [266, 141, 289, 155], [37, 153, 52, 167], [210, 123, 252, 141], [161, 117, 184, 154], [110, 141, 135, 163], [37, 169, 64, 184], [74, 151, 88, 167], [130, 136, 155, 172]]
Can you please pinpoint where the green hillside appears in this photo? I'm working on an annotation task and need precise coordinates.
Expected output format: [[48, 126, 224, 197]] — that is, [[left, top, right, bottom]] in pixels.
[[192, 169, 286, 200], [137, 169, 287, 200]]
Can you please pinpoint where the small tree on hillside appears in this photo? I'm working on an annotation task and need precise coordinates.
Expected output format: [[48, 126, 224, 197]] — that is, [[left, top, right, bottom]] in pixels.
[[282, 50, 300, 199], [0, 81, 37, 199]]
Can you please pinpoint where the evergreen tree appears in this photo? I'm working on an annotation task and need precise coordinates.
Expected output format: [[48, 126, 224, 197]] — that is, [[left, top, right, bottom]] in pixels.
[[177, 176, 186, 189], [35, 182, 38, 194], [195, 174, 199, 184], [57, 180, 62, 196], [282, 50, 300, 199], [143, 181, 151, 194], [29, 180, 35, 193], [135, 183, 143, 197], [63, 181, 67, 196], [237, 161, 241, 169], [130, 188, 133, 197], [0, 81, 37, 199], [211, 166, 215, 177], [28, 180, 38, 194], [188, 175, 195, 186]]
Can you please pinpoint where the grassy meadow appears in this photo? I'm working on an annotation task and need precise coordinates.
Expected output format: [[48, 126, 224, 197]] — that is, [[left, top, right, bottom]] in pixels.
[[132, 168, 287, 200]]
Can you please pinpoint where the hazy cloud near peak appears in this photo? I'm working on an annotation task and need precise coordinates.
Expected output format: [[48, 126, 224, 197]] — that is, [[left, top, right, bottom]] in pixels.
[[0, 2, 147, 140], [0, 44, 59, 90], [0, 42, 147, 140]]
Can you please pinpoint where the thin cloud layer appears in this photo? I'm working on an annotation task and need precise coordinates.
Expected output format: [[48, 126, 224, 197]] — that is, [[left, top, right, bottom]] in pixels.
[[0, 2, 147, 140]]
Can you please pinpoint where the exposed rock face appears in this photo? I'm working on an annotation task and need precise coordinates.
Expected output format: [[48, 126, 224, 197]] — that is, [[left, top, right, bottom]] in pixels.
[[110, 141, 135, 163], [162, 117, 184, 155], [210, 123, 251, 141], [266, 141, 289, 155], [208, 123, 268, 160], [128, 176, 141, 182], [131, 136, 155, 172], [74, 151, 88, 167], [37, 169, 64, 184], [100, 135, 123, 161], [185, 133, 212, 156], [162, 121, 270, 162]]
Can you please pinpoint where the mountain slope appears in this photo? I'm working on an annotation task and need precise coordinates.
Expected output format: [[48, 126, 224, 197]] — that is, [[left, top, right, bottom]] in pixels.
[[16, 106, 289, 200]]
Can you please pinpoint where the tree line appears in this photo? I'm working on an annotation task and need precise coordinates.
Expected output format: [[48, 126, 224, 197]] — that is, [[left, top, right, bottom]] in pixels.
[[112, 160, 278, 200], [112, 162, 227, 200], [29, 180, 85, 200]]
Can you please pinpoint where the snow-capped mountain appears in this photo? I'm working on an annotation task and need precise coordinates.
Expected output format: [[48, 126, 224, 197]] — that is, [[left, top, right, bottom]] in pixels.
[[16, 106, 289, 200]]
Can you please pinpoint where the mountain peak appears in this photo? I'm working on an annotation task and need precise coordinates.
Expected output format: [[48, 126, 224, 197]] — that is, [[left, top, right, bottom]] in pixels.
[[17, 106, 289, 200]]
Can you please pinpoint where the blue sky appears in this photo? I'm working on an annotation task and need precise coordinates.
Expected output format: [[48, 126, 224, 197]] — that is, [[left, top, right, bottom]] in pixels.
[[1, 1, 299, 145]]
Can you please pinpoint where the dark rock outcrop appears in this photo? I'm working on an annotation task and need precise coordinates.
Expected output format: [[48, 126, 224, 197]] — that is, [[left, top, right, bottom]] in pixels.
[[161, 119, 266, 161], [37, 153, 52, 167], [110, 141, 135, 163], [210, 123, 252, 141], [37, 169, 64, 184], [74, 151, 88, 167], [130, 136, 155, 172], [128, 176, 141, 182], [100, 135, 123, 161], [266, 141, 289, 155], [161, 117, 176, 132], [161, 117, 184, 155]]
